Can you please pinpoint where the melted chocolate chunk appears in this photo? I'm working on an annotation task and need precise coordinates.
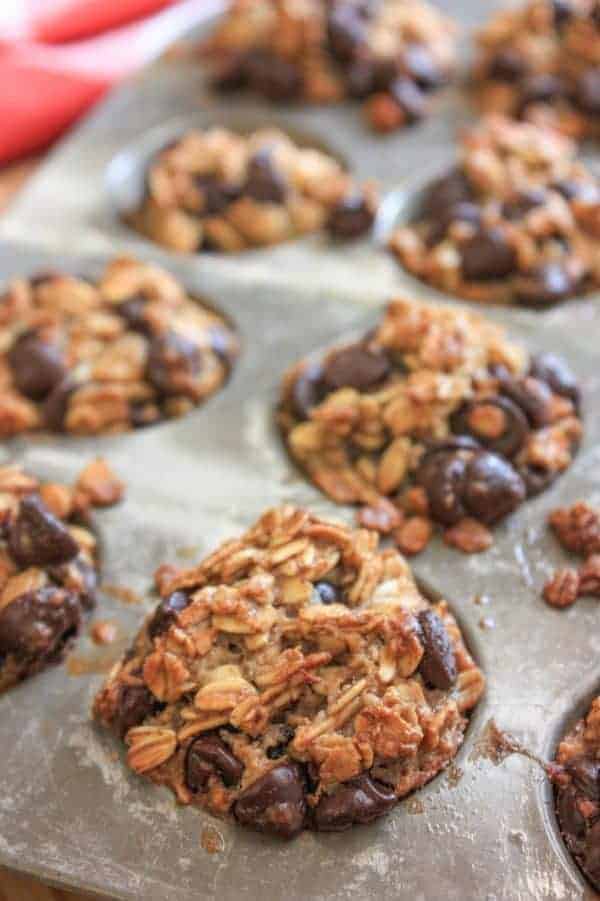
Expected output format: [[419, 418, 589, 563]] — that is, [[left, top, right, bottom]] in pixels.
[[114, 683, 156, 737], [451, 396, 529, 458], [327, 194, 374, 239], [463, 451, 526, 525], [417, 609, 457, 690], [234, 763, 306, 838], [148, 590, 191, 639], [292, 362, 326, 420], [314, 774, 396, 831], [322, 344, 390, 392], [416, 449, 471, 526], [514, 262, 576, 308], [530, 352, 580, 411], [9, 495, 79, 567], [0, 587, 80, 663], [8, 333, 66, 400], [185, 734, 243, 790], [460, 228, 517, 281], [244, 150, 287, 205], [146, 332, 201, 396]]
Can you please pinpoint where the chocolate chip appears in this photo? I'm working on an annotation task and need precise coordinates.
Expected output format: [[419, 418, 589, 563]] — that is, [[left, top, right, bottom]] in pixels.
[[196, 176, 240, 216], [502, 188, 546, 221], [43, 377, 76, 431], [390, 77, 426, 122], [185, 734, 243, 791], [416, 609, 456, 690], [400, 43, 442, 91], [416, 449, 471, 526], [322, 344, 390, 392], [244, 150, 287, 205], [314, 581, 341, 604], [234, 762, 306, 838], [327, 194, 375, 239], [421, 168, 473, 219], [567, 759, 600, 801], [487, 49, 529, 82], [314, 774, 396, 831], [551, 0, 573, 26], [557, 786, 586, 848], [8, 333, 66, 400], [9, 495, 79, 567], [530, 352, 580, 410], [146, 331, 201, 396], [576, 68, 600, 115], [292, 362, 326, 420], [463, 451, 526, 525], [460, 227, 517, 281], [500, 376, 554, 427], [116, 295, 152, 335], [519, 73, 566, 109], [114, 683, 156, 737], [245, 51, 302, 101], [427, 201, 481, 246], [514, 262, 575, 308], [327, 5, 367, 61], [0, 587, 80, 663], [450, 396, 529, 458], [148, 590, 190, 639]]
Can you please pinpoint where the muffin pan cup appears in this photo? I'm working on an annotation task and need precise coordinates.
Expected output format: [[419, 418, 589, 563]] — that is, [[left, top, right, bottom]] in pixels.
[[0, 2, 599, 898]]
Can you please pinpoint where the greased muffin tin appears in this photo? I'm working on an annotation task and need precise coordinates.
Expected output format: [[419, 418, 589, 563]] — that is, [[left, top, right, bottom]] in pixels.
[[0, 0, 599, 897]]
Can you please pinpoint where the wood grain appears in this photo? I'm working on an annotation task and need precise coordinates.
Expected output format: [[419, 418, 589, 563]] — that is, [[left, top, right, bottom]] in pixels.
[[0, 160, 100, 901]]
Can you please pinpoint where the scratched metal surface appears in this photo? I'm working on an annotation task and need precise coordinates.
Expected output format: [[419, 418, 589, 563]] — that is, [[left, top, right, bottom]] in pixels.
[[0, 1, 599, 899]]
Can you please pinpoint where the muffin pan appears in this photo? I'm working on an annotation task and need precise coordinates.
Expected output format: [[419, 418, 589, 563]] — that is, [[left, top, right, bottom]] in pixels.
[[0, 1, 599, 898]]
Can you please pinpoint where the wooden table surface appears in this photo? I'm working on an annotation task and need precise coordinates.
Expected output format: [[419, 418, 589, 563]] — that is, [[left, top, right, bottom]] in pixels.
[[0, 157, 98, 901]]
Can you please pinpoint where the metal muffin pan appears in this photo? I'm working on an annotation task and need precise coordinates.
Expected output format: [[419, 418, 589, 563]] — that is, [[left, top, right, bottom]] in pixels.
[[0, 0, 598, 896]]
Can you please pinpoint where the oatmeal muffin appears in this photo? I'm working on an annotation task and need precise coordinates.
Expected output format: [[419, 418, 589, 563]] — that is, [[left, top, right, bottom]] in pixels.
[[202, 0, 457, 134], [278, 297, 582, 555], [0, 459, 123, 693], [550, 695, 600, 890], [473, 0, 600, 142], [129, 126, 378, 252], [0, 256, 238, 437], [94, 506, 484, 837], [389, 116, 600, 307]]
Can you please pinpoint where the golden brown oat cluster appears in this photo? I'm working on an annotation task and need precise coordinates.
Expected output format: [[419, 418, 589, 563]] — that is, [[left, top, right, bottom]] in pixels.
[[0, 256, 238, 437], [389, 116, 600, 307], [202, 0, 457, 134], [0, 459, 124, 693], [129, 127, 378, 252], [94, 506, 484, 837], [473, 0, 600, 142], [551, 696, 600, 891], [278, 297, 583, 554]]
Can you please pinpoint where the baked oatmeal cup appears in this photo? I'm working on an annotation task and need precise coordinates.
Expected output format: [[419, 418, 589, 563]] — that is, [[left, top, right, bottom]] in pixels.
[[550, 694, 600, 891], [388, 116, 600, 307], [472, 0, 600, 143], [94, 505, 484, 837], [201, 0, 457, 134], [0, 459, 124, 693], [278, 296, 583, 555], [0, 256, 238, 437], [128, 126, 378, 253]]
